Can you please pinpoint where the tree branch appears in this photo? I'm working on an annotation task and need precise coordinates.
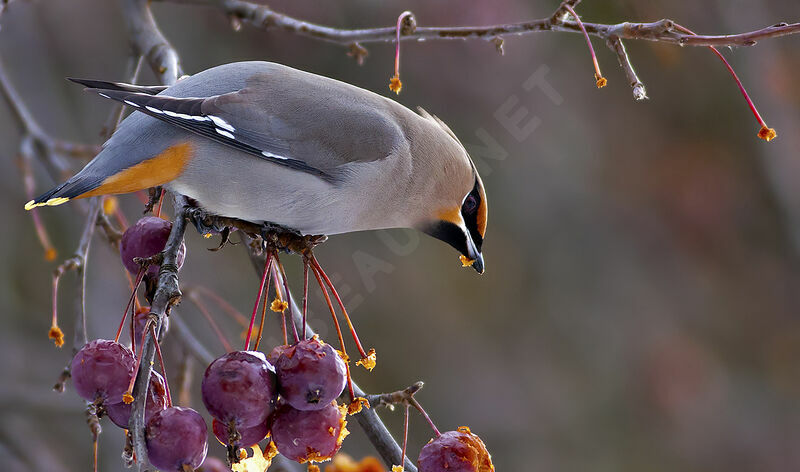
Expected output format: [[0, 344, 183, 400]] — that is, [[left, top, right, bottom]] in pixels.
[[118, 0, 182, 85], [606, 36, 646, 100], [129, 196, 189, 471], [157, 0, 799, 49]]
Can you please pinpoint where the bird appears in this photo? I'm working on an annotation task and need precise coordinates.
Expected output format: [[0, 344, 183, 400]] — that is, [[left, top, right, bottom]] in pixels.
[[25, 61, 488, 273]]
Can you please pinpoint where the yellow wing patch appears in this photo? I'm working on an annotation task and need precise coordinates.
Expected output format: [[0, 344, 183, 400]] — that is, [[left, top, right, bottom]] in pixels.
[[81, 142, 194, 198]]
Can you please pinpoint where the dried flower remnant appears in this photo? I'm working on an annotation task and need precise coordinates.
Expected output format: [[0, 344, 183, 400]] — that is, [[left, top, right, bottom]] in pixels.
[[49, 325, 64, 348], [389, 11, 414, 94], [356, 348, 377, 371], [270, 298, 288, 313], [231, 444, 273, 472]]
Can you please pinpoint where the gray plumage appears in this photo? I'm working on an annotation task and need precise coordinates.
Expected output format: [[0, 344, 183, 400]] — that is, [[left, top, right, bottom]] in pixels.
[[30, 61, 487, 271]]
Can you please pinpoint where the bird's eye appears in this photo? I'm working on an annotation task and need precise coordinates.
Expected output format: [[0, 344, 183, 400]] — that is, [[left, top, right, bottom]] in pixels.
[[462, 194, 478, 214]]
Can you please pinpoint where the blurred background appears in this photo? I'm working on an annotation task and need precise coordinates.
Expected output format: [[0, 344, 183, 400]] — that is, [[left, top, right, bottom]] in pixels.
[[1, 0, 800, 470]]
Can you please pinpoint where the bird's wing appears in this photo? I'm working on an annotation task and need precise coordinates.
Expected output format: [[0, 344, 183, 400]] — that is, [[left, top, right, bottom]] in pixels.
[[73, 83, 332, 180], [68, 78, 167, 95], [198, 68, 407, 174]]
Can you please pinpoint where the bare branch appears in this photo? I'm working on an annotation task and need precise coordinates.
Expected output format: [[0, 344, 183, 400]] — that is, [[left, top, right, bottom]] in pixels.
[[118, 0, 182, 85], [129, 195, 189, 470], [72, 198, 102, 349], [156, 0, 799, 50], [606, 36, 647, 100]]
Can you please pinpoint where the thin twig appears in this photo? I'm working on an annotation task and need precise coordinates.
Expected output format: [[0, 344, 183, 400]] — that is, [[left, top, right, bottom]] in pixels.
[[606, 36, 647, 100], [118, 0, 182, 85]]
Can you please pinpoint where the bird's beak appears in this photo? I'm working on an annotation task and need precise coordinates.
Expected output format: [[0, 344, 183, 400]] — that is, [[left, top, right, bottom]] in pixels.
[[465, 237, 485, 274], [420, 220, 485, 274]]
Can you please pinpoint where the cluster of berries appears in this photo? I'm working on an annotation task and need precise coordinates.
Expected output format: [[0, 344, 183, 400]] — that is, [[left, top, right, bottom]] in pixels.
[[202, 336, 349, 465], [71, 338, 208, 471], [62, 212, 494, 471]]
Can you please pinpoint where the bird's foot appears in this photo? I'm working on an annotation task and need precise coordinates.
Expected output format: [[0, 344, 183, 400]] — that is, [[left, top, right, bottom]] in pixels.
[[183, 205, 326, 255], [258, 227, 327, 255], [185, 206, 229, 236]]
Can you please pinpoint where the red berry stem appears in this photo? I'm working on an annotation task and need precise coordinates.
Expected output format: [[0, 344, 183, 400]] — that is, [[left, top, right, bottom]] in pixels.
[[563, 4, 607, 88], [674, 23, 776, 141], [310, 255, 370, 360], [20, 155, 57, 261], [188, 293, 233, 353], [155, 188, 165, 219], [389, 11, 413, 94], [302, 257, 310, 341], [50, 270, 63, 346], [125, 316, 154, 400], [194, 286, 249, 328], [150, 323, 172, 408], [121, 269, 143, 313], [271, 266, 289, 346], [115, 267, 145, 344], [274, 252, 301, 344], [112, 204, 129, 230], [311, 263, 356, 399], [93, 435, 99, 472], [245, 251, 273, 350], [410, 397, 440, 438], [253, 282, 270, 351]]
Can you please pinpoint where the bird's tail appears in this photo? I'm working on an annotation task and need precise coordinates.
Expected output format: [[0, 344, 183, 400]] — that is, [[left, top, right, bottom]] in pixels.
[[24, 77, 173, 211], [24, 171, 105, 210]]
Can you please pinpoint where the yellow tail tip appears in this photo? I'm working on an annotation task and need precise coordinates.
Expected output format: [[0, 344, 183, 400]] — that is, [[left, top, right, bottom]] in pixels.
[[25, 197, 70, 210], [46, 197, 70, 206]]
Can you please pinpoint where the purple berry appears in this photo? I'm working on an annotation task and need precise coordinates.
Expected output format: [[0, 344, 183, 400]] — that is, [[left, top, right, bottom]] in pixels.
[[201, 351, 277, 429], [270, 401, 348, 463], [274, 338, 346, 411], [212, 418, 269, 448], [146, 406, 208, 471], [266, 344, 289, 365], [120, 216, 186, 278], [71, 339, 135, 404], [105, 371, 168, 429], [418, 427, 494, 472]]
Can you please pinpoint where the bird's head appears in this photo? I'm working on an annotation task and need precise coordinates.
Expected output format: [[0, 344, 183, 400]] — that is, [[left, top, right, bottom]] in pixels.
[[421, 174, 487, 274], [412, 109, 488, 274]]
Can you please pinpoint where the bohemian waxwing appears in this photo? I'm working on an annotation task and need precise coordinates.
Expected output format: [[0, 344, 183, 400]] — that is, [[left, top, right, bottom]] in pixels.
[[25, 61, 488, 272]]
